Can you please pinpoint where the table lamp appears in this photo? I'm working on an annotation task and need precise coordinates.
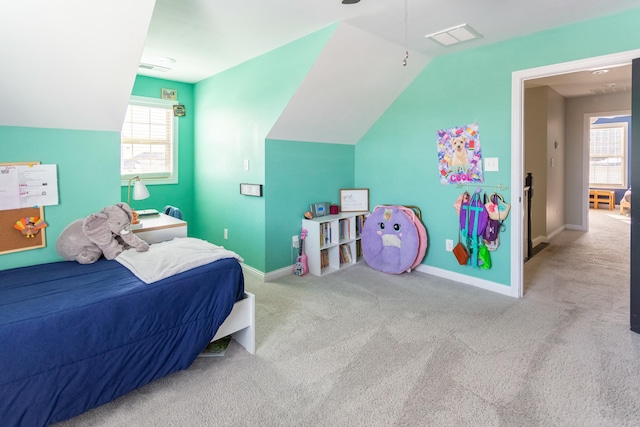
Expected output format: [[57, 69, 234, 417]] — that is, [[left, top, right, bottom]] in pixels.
[[127, 176, 150, 225]]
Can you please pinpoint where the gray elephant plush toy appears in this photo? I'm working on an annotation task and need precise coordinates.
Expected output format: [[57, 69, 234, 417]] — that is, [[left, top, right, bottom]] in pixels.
[[56, 202, 150, 264]]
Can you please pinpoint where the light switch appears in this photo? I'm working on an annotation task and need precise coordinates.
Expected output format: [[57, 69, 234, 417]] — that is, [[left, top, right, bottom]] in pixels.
[[244, 159, 249, 171], [485, 157, 499, 171]]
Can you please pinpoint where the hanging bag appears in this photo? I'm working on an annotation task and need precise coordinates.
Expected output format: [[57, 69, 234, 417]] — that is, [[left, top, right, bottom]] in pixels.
[[485, 193, 511, 221], [453, 191, 471, 217], [459, 191, 488, 237], [453, 229, 469, 265], [478, 242, 492, 270], [461, 191, 488, 268]]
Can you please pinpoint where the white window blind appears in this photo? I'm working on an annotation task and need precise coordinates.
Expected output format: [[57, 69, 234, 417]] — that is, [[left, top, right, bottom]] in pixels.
[[120, 96, 178, 183], [589, 121, 627, 189]]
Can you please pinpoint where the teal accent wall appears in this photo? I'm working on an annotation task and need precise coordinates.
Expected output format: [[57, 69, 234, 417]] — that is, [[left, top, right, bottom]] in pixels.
[[265, 139, 354, 271], [192, 26, 336, 272], [120, 76, 195, 225], [355, 8, 640, 287], [0, 126, 120, 270], [4, 9, 639, 281]]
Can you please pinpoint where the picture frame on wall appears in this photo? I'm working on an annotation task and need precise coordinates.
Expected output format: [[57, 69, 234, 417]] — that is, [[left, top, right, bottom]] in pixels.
[[161, 88, 177, 100], [340, 188, 369, 212], [173, 105, 185, 117]]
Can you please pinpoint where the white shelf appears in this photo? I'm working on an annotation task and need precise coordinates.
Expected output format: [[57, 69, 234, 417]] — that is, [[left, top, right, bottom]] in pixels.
[[302, 211, 368, 276]]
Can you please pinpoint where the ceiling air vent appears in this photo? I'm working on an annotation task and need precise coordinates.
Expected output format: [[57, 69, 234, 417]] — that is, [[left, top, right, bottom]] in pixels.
[[425, 23, 482, 47], [138, 63, 171, 72]]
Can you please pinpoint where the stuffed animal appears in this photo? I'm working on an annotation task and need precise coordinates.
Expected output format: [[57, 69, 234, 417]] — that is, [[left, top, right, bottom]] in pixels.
[[56, 202, 150, 264], [361, 205, 427, 274]]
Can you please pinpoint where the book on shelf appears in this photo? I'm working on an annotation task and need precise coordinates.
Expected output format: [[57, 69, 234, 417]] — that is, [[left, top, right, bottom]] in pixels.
[[320, 248, 330, 269], [355, 214, 366, 238], [320, 223, 332, 247], [339, 218, 350, 240], [340, 244, 352, 264]]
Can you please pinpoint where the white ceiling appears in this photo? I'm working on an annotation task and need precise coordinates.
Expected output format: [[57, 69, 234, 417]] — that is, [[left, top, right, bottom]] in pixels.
[[2, 1, 637, 138], [140, 0, 640, 84], [525, 64, 632, 98], [138, 0, 640, 144], [1, 0, 156, 132]]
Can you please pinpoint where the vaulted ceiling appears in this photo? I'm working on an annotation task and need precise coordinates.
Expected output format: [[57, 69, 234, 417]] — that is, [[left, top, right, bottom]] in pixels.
[[141, 0, 640, 84], [2, 0, 638, 140]]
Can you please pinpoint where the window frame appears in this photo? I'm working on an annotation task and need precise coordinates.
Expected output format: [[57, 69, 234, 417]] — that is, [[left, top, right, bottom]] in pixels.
[[120, 95, 179, 186], [588, 120, 628, 190]]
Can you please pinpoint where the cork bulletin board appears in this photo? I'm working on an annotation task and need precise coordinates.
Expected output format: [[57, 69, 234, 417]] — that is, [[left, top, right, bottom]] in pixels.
[[0, 161, 47, 255], [0, 206, 46, 254]]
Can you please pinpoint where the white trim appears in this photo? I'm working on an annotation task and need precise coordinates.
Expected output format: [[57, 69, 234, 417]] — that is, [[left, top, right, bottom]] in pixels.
[[240, 263, 265, 280], [265, 265, 297, 281], [547, 225, 565, 241], [241, 263, 295, 282], [211, 292, 255, 354], [120, 95, 179, 186], [129, 95, 178, 108], [414, 264, 517, 297], [253, 262, 516, 296], [589, 120, 629, 189], [565, 223, 585, 231], [511, 49, 640, 299]]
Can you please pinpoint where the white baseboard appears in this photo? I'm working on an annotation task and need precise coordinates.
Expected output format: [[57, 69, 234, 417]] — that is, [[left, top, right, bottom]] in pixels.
[[240, 263, 264, 280], [414, 264, 517, 298], [251, 262, 516, 298], [547, 225, 565, 241], [241, 263, 293, 282], [565, 223, 584, 231], [532, 235, 547, 248], [265, 265, 295, 281]]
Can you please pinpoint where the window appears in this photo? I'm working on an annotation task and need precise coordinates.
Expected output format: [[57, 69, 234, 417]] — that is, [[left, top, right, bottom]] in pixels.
[[121, 96, 178, 184], [589, 119, 627, 189]]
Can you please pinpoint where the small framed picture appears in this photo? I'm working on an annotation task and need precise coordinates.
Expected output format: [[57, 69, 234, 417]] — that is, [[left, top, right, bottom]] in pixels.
[[161, 88, 177, 100], [240, 183, 263, 197], [340, 188, 369, 212], [173, 105, 185, 117]]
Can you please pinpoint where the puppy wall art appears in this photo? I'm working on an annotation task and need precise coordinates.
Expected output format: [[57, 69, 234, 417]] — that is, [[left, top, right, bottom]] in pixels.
[[437, 123, 484, 185]]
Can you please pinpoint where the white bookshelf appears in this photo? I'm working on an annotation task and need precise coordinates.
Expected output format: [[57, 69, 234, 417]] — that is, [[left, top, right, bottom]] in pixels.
[[302, 211, 368, 276]]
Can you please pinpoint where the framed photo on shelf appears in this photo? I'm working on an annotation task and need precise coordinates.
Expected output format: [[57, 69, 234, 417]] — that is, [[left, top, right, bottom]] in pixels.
[[340, 188, 369, 212], [161, 88, 177, 100]]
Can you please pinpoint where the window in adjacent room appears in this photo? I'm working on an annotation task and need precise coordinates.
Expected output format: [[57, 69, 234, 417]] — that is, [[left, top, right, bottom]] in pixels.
[[120, 96, 178, 185], [588, 117, 628, 189]]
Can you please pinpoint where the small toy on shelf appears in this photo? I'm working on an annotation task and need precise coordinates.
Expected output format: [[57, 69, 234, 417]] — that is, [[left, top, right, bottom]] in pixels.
[[14, 216, 47, 238]]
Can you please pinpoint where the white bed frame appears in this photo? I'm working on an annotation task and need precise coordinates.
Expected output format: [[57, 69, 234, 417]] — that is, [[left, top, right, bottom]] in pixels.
[[211, 291, 255, 354]]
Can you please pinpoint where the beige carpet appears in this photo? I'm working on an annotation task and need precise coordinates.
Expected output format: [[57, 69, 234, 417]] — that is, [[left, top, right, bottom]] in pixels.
[[55, 209, 640, 426]]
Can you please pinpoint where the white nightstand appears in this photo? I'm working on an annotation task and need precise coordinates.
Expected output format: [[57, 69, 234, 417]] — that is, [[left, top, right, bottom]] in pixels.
[[132, 213, 187, 244]]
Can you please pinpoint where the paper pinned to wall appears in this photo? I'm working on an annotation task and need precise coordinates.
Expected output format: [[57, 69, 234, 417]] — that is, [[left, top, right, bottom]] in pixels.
[[0, 163, 59, 211], [0, 165, 20, 209]]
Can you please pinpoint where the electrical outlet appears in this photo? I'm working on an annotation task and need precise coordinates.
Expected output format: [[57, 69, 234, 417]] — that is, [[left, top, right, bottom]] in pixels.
[[446, 239, 453, 252], [292, 235, 299, 248], [224, 228, 228, 240]]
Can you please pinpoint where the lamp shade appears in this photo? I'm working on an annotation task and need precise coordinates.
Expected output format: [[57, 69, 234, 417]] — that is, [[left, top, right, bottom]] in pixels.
[[132, 179, 150, 200]]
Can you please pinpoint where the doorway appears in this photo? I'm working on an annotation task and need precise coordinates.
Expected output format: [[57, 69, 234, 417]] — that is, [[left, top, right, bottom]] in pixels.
[[510, 49, 640, 298]]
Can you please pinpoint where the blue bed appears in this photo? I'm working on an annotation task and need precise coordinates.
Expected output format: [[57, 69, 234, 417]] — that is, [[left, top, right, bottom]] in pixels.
[[0, 257, 246, 426]]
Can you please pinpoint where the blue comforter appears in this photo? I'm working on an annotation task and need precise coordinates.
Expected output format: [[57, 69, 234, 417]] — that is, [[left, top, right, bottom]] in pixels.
[[0, 258, 244, 426]]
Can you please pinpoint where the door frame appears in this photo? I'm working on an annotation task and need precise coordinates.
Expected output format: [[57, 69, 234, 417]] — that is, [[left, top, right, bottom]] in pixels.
[[510, 49, 640, 298]]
